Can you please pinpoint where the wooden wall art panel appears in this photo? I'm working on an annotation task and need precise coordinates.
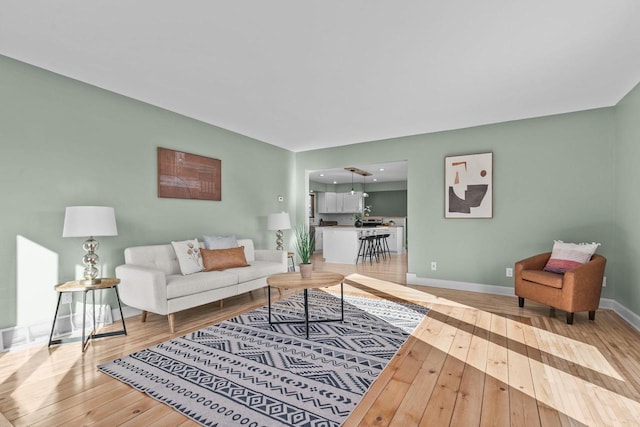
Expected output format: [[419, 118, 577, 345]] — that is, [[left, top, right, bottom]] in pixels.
[[158, 147, 221, 201]]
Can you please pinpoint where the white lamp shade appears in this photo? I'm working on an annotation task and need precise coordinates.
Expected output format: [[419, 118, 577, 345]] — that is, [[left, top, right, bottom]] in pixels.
[[267, 212, 291, 231], [62, 206, 118, 237]]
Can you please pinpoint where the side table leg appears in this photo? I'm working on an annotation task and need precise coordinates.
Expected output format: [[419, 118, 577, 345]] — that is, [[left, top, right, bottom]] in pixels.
[[114, 286, 128, 335], [48, 293, 63, 348], [81, 290, 88, 352], [304, 289, 309, 339]]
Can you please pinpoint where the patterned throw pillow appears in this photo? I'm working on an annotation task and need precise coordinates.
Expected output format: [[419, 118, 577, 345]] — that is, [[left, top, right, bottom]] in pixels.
[[543, 240, 600, 274], [171, 239, 204, 275], [201, 246, 250, 271]]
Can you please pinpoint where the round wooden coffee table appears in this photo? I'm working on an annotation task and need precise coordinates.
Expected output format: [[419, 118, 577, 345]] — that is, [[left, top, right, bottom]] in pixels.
[[266, 272, 344, 339]]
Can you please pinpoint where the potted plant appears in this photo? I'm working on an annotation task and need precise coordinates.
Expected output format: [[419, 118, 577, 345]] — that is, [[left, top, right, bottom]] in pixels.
[[294, 225, 315, 278], [353, 213, 363, 227]]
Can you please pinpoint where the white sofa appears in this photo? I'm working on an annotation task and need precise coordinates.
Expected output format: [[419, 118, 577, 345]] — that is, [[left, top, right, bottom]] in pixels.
[[115, 239, 287, 333]]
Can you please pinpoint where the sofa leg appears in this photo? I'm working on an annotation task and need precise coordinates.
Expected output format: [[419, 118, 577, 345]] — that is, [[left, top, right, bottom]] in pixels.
[[220, 299, 224, 309], [168, 313, 175, 333], [589, 310, 596, 321], [141, 310, 148, 323], [566, 312, 574, 324], [518, 297, 524, 308]]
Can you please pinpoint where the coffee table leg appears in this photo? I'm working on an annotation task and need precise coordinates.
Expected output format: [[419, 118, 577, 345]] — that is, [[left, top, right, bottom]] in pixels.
[[268, 285, 272, 324], [304, 289, 309, 339], [341, 281, 344, 322]]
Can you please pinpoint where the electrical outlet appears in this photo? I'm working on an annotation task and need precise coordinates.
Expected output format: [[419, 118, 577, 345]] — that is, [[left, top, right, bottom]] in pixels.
[[506, 267, 513, 277], [602, 276, 607, 287], [61, 292, 72, 304], [431, 261, 437, 271]]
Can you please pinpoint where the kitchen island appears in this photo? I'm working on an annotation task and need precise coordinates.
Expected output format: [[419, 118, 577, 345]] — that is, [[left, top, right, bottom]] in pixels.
[[322, 226, 404, 264]]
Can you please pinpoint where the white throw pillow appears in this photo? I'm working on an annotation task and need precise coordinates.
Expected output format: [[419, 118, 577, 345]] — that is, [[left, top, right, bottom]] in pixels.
[[203, 234, 238, 249], [543, 240, 600, 274], [171, 239, 204, 275]]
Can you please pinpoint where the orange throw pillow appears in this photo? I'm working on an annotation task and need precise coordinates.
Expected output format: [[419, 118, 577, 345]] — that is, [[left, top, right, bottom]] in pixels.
[[201, 246, 250, 271]]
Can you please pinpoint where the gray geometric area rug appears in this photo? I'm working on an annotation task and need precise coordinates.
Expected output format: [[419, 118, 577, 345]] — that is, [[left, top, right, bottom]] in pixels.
[[98, 291, 428, 427]]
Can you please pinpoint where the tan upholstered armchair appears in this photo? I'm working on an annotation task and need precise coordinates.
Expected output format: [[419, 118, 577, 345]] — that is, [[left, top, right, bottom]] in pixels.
[[514, 252, 607, 324]]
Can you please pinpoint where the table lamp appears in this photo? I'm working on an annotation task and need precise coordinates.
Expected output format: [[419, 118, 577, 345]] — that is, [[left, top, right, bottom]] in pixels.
[[267, 212, 291, 251], [63, 206, 118, 284]]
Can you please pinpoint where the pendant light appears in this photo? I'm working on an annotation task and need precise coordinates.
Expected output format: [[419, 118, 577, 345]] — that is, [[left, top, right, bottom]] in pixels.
[[350, 171, 355, 195], [362, 175, 369, 198]]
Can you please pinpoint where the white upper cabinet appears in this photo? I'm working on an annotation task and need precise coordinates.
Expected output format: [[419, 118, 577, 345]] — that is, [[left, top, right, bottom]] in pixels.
[[317, 192, 362, 213], [342, 192, 362, 213]]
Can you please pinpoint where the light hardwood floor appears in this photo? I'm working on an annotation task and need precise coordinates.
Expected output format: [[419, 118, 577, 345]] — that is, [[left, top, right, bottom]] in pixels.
[[2, 252, 640, 426]]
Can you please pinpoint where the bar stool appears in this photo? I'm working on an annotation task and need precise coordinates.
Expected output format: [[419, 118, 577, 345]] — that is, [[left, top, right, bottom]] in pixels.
[[374, 234, 388, 260], [380, 233, 391, 259], [357, 231, 378, 264]]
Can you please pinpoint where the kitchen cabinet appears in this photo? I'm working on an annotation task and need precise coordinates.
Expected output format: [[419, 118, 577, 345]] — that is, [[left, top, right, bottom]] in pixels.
[[385, 226, 405, 253], [342, 192, 362, 213], [317, 192, 362, 213], [317, 192, 338, 213], [314, 227, 323, 251]]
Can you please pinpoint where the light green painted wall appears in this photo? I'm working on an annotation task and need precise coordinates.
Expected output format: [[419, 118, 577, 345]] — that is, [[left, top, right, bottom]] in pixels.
[[2, 53, 633, 329], [614, 81, 640, 315], [296, 110, 616, 292], [367, 191, 407, 217], [0, 56, 295, 329]]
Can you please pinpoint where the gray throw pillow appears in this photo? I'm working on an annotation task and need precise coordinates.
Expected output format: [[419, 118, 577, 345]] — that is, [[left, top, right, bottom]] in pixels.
[[203, 234, 238, 249]]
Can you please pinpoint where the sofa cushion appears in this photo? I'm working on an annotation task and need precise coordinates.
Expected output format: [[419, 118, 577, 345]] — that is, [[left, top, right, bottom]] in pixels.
[[203, 234, 238, 249], [171, 239, 204, 275], [521, 269, 564, 289], [234, 260, 286, 283], [166, 271, 239, 299], [237, 239, 255, 262], [543, 240, 600, 274], [202, 246, 250, 271]]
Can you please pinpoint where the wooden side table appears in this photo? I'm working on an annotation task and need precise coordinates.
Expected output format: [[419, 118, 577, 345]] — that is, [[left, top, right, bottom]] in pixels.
[[287, 252, 296, 272], [266, 272, 344, 339], [48, 278, 127, 352]]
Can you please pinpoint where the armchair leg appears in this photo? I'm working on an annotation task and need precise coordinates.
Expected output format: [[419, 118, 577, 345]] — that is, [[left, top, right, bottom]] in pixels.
[[141, 310, 148, 323], [518, 297, 524, 308], [589, 311, 596, 321], [566, 312, 574, 324]]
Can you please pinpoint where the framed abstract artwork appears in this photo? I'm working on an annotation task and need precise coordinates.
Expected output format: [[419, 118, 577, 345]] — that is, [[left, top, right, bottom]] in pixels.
[[158, 147, 221, 201], [445, 152, 492, 218]]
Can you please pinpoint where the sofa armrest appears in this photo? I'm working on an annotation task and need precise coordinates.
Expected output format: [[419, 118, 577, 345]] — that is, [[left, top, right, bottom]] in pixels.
[[515, 252, 551, 275], [255, 249, 288, 269], [115, 264, 169, 315]]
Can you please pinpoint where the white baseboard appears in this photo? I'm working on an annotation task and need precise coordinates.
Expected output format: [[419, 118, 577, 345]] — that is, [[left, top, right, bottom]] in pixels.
[[1, 304, 142, 353], [406, 273, 514, 297], [407, 273, 640, 332]]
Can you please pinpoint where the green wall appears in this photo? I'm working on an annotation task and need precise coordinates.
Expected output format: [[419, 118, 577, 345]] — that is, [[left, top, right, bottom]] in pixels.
[[296, 109, 616, 292], [0, 56, 295, 329], [367, 190, 407, 217], [2, 53, 637, 330], [614, 81, 640, 315]]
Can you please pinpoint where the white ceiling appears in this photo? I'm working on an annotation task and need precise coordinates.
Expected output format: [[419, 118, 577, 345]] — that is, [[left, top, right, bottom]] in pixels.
[[310, 161, 408, 185], [1, 1, 639, 153]]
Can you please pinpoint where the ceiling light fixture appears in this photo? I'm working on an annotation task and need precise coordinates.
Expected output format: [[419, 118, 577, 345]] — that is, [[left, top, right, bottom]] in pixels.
[[350, 172, 355, 195], [379, 168, 385, 171], [362, 175, 369, 198]]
